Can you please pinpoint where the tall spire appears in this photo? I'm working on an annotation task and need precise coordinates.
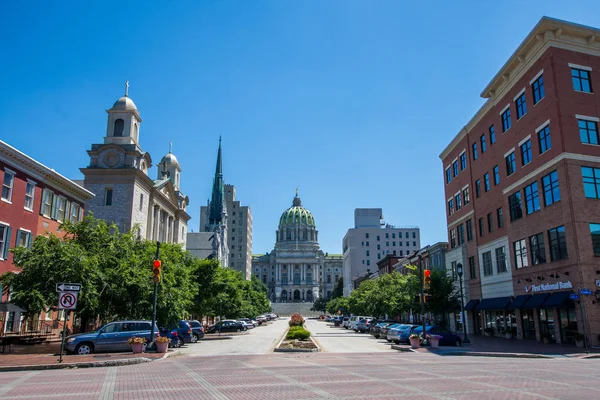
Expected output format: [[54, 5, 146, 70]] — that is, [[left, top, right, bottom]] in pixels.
[[208, 137, 224, 226], [125, 80, 129, 97]]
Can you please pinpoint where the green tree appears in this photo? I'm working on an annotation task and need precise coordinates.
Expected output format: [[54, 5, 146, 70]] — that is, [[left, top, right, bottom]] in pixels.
[[426, 269, 460, 323], [325, 296, 349, 315], [311, 297, 327, 313], [331, 277, 343, 299]]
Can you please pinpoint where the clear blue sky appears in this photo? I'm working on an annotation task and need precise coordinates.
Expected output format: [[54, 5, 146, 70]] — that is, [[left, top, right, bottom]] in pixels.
[[1, 1, 599, 254]]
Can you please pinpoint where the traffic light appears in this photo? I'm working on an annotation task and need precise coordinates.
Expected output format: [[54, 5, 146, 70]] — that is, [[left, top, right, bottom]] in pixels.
[[424, 269, 431, 290], [152, 259, 162, 283]]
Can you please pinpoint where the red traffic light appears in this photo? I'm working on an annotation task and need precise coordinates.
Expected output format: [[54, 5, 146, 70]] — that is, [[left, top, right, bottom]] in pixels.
[[153, 260, 162, 268], [424, 270, 431, 277]]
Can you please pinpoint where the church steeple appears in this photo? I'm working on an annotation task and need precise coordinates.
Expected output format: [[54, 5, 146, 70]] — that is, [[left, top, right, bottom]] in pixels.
[[104, 81, 142, 146], [207, 137, 225, 227]]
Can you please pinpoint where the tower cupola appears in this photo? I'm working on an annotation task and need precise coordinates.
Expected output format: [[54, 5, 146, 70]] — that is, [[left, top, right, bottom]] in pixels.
[[104, 81, 142, 146]]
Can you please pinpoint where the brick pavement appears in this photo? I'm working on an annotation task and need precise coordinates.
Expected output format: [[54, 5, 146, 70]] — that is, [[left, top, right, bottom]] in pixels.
[[1, 351, 600, 399]]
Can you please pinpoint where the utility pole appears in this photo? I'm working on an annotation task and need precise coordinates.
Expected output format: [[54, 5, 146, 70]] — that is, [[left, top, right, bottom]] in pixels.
[[150, 241, 161, 348], [419, 253, 426, 344]]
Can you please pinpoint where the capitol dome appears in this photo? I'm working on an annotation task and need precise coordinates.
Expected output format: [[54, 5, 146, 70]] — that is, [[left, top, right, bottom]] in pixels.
[[279, 192, 315, 227]]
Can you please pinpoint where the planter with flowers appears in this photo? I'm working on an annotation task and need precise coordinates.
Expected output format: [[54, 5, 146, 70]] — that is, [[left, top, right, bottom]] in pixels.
[[155, 335, 170, 353], [128, 336, 146, 354], [409, 333, 421, 349], [427, 334, 443, 349]]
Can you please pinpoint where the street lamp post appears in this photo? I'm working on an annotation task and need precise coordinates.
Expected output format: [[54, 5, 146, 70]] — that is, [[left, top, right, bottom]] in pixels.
[[456, 263, 470, 344]]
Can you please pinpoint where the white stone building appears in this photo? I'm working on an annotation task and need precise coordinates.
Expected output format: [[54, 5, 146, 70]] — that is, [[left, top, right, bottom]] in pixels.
[[342, 208, 420, 296], [81, 86, 190, 244]]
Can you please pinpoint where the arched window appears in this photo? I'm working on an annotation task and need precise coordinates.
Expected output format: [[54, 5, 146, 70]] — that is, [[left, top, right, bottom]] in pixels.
[[114, 119, 124, 137], [133, 123, 139, 141], [281, 290, 288, 302]]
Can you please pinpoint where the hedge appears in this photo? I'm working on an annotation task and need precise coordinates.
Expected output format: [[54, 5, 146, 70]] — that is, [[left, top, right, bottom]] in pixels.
[[286, 326, 311, 340]]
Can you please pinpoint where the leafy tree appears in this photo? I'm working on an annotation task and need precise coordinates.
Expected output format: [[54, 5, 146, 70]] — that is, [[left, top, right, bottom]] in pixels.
[[331, 277, 343, 299], [426, 269, 460, 323], [325, 296, 349, 315], [310, 297, 327, 313]]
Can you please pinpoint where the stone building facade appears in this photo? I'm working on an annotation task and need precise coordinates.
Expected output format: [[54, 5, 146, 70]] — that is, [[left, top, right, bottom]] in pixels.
[[252, 192, 341, 302], [81, 86, 190, 244]]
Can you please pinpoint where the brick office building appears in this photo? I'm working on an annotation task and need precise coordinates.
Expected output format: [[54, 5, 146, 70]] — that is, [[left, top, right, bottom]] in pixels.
[[1, 140, 94, 335], [440, 17, 600, 346]]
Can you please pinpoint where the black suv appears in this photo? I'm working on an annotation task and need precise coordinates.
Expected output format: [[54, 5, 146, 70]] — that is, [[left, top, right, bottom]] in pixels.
[[206, 320, 247, 333]]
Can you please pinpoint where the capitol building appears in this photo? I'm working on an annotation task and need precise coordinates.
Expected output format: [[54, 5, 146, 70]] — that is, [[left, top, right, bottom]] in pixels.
[[252, 191, 342, 303]]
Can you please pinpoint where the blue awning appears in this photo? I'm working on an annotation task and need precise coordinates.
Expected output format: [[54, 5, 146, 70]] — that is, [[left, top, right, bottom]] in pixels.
[[508, 295, 530, 309], [523, 293, 549, 309], [464, 299, 479, 311], [475, 296, 512, 311], [542, 291, 574, 308]]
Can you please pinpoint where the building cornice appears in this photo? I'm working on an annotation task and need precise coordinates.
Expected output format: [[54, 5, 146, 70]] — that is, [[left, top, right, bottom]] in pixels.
[[440, 17, 600, 161], [0, 140, 94, 202]]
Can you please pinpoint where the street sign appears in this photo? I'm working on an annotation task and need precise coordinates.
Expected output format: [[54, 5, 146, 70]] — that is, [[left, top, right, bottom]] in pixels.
[[570, 293, 579, 300], [579, 288, 593, 295], [58, 292, 78, 310], [56, 283, 82, 292]]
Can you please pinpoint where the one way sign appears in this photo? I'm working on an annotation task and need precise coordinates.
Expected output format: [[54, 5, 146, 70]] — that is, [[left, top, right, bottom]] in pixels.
[[56, 283, 82, 292]]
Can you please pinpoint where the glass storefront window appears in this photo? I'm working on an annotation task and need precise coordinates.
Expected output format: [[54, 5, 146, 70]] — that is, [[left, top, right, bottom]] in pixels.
[[522, 309, 536, 340], [559, 307, 578, 344], [539, 309, 554, 342]]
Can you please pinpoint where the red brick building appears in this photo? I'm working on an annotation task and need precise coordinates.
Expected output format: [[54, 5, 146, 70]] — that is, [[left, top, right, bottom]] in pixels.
[[440, 17, 600, 347], [1, 140, 94, 335]]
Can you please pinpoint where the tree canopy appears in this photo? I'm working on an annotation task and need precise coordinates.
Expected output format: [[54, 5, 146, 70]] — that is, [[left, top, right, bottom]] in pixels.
[[1, 215, 270, 330]]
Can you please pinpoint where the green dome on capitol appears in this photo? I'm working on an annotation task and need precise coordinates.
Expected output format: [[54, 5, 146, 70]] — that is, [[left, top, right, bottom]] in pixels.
[[279, 190, 315, 227]]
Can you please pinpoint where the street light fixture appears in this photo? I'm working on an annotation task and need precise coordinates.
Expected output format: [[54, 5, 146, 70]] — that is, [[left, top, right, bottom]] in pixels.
[[456, 263, 470, 344]]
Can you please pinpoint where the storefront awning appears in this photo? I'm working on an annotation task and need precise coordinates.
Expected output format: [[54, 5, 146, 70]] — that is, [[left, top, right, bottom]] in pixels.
[[508, 294, 530, 309], [522, 293, 549, 309], [464, 299, 479, 310], [475, 296, 512, 311], [542, 291, 574, 308]]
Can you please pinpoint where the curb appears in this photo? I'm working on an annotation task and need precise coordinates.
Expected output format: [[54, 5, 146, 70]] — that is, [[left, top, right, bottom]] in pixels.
[[390, 345, 417, 353], [441, 351, 554, 359], [273, 326, 320, 353], [0, 357, 152, 372]]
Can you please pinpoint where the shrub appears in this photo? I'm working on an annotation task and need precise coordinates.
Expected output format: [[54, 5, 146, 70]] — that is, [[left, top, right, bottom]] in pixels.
[[289, 313, 304, 327], [286, 327, 311, 341]]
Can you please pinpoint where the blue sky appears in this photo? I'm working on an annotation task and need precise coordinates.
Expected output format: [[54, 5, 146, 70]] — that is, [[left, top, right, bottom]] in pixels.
[[1, 1, 599, 254]]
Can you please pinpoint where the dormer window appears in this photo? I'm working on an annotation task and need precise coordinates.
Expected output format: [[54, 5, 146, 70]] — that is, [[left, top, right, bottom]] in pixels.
[[114, 119, 124, 137]]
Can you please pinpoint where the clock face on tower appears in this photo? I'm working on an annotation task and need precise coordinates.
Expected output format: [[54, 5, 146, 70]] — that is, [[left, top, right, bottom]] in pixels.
[[100, 149, 124, 168]]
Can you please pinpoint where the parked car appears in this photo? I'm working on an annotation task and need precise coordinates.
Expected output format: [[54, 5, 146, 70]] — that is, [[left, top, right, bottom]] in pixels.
[[342, 317, 351, 329], [65, 320, 159, 355], [186, 320, 205, 341], [333, 316, 344, 327], [387, 324, 418, 344], [355, 318, 374, 333], [238, 320, 255, 329], [380, 323, 406, 341], [238, 318, 258, 328], [206, 320, 247, 333], [348, 316, 369, 331], [266, 313, 279, 320], [255, 316, 267, 324], [159, 326, 182, 348], [172, 320, 194, 343], [399, 326, 463, 346], [369, 321, 396, 338]]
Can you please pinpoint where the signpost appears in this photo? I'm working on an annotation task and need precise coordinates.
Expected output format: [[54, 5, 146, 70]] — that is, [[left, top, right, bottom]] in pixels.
[[57, 283, 81, 363], [577, 287, 592, 354]]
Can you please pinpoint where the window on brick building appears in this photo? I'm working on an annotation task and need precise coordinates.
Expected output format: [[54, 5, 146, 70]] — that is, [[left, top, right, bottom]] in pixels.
[[548, 226, 568, 261], [524, 182, 540, 215], [529, 233, 546, 264], [501, 108, 511, 132], [509, 192, 523, 221], [515, 93, 527, 119], [513, 239, 528, 269], [455, 193, 462, 210], [450, 229, 456, 248], [475, 179, 481, 198], [532, 74, 545, 104], [487, 213, 493, 233], [446, 168, 452, 184], [24, 180, 36, 211], [466, 219, 473, 241], [489, 125, 496, 144], [497, 207, 504, 228], [538, 125, 552, 154], [521, 139, 532, 166], [457, 224, 465, 246], [463, 187, 470, 205], [590, 224, 600, 257], [479, 218, 484, 237], [581, 167, 600, 199], [571, 67, 592, 93], [460, 153, 467, 171], [105, 188, 113, 206], [578, 119, 599, 145], [2, 169, 15, 202], [493, 165, 500, 185], [468, 256, 477, 279], [484, 173, 490, 192], [542, 171, 561, 205], [481, 134, 487, 153], [472, 143, 478, 160], [453, 160, 459, 177], [495, 246, 507, 273], [506, 152, 516, 176]]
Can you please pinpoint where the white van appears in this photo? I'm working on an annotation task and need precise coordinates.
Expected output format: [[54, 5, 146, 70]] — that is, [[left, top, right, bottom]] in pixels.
[[349, 316, 371, 331]]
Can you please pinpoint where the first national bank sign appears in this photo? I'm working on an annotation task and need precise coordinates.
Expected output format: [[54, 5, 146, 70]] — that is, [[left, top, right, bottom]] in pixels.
[[527, 281, 573, 293]]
